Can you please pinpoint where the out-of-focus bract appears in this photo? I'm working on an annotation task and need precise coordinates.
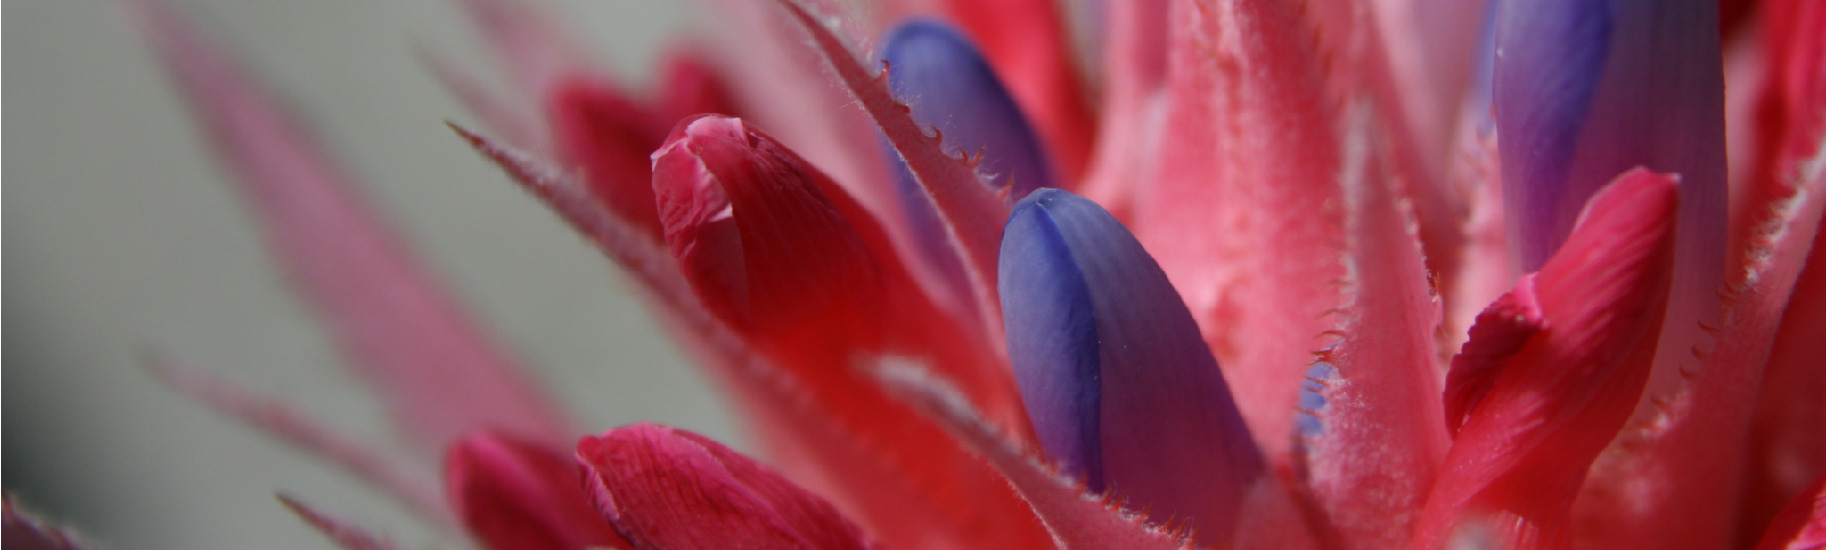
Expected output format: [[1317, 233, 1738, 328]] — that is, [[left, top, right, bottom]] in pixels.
[[57, 0, 1826, 548]]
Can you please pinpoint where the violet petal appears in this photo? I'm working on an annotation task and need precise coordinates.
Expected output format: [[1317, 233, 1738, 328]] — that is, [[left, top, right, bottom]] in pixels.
[[999, 188, 1261, 544]]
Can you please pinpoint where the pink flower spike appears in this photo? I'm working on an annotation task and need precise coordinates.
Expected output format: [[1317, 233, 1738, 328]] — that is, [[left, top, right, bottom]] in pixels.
[[1416, 168, 1681, 549], [3, 496, 93, 550], [276, 495, 398, 550], [577, 424, 878, 550], [131, 0, 573, 454], [144, 353, 450, 524], [1755, 474, 1826, 550], [445, 432, 630, 550]]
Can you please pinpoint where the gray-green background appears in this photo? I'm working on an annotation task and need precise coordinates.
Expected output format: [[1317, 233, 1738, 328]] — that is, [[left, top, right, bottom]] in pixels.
[[5, 1, 733, 547]]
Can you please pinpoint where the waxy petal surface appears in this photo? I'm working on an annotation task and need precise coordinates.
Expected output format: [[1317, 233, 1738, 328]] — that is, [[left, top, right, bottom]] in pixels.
[[649, 115, 1044, 549], [653, 115, 885, 344], [1572, 4, 1826, 543], [445, 432, 629, 550], [1000, 189, 1261, 544], [576, 424, 876, 550], [134, 0, 572, 454], [1493, 0, 1729, 446], [1416, 169, 1680, 549]]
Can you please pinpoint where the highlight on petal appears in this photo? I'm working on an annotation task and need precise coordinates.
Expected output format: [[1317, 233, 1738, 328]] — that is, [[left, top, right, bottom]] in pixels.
[[651, 114, 885, 344], [1755, 474, 1826, 550], [879, 18, 1061, 198], [999, 188, 1262, 544], [445, 432, 630, 550], [132, 0, 572, 453], [576, 423, 876, 550], [543, 50, 741, 241], [1415, 168, 1680, 549], [3, 497, 92, 550]]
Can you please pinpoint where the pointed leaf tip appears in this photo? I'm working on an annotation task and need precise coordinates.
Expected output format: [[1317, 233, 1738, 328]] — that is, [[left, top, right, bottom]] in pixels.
[[775, 0, 1012, 338], [133, 0, 571, 454], [276, 495, 397, 550], [1000, 188, 1261, 544]]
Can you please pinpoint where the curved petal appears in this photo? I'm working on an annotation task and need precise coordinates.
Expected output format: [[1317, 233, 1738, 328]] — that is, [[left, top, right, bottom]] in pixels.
[[1000, 189, 1261, 544], [576, 424, 876, 550], [445, 432, 629, 550], [1416, 169, 1680, 549], [1493, 0, 1729, 456], [1755, 474, 1826, 550], [649, 114, 1046, 549], [933, 0, 1095, 181]]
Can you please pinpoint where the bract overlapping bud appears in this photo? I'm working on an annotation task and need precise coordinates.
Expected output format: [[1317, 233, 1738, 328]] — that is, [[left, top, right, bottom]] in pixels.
[[67, 0, 1826, 548]]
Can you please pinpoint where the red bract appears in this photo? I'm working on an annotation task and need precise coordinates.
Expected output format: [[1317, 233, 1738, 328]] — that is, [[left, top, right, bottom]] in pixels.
[[117, 0, 1826, 548], [577, 423, 877, 550]]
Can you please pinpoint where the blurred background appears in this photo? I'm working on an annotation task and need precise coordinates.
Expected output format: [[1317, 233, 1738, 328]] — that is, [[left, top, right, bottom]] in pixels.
[[5, 0, 734, 548]]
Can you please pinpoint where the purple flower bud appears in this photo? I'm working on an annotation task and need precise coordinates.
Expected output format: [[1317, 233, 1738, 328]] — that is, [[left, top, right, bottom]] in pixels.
[[999, 188, 1261, 544]]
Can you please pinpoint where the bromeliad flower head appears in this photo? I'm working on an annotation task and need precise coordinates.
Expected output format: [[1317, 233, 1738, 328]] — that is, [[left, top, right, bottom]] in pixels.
[[97, 0, 1826, 548]]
